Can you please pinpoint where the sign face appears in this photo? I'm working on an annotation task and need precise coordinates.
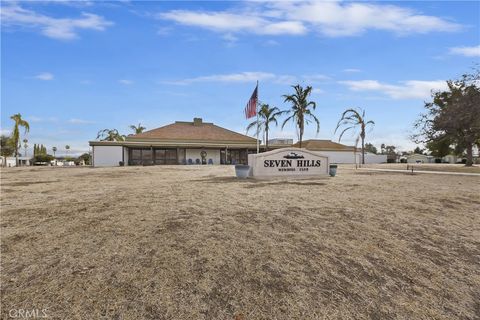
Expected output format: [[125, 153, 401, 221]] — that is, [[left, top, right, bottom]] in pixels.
[[248, 148, 329, 178]]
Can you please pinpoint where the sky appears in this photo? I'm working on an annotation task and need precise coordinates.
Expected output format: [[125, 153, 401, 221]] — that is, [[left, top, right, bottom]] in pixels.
[[1, 0, 479, 156]]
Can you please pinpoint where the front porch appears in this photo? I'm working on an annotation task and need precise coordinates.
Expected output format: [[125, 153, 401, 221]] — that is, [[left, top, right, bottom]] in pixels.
[[127, 147, 253, 166]]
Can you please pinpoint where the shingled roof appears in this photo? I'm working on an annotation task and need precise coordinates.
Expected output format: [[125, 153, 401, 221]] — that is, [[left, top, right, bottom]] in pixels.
[[127, 118, 257, 143], [292, 139, 359, 151]]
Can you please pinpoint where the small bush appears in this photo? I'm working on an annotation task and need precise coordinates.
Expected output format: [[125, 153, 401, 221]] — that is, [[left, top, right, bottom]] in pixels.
[[33, 154, 54, 163]]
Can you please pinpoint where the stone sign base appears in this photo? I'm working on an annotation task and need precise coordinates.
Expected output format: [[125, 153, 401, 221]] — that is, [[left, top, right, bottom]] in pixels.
[[247, 148, 330, 179]]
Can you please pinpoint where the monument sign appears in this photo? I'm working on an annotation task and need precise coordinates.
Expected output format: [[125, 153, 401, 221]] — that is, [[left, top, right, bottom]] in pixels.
[[247, 148, 330, 178]]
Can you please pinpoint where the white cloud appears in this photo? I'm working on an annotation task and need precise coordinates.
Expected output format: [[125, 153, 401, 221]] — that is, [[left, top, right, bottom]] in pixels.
[[1, 128, 11, 136], [339, 79, 448, 99], [161, 72, 333, 86], [222, 33, 238, 46], [26, 116, 59, 123], [1, 3, 113, 40], [158, 1, 461, 38], [118, 79, 133, 85], [157, 26, 172, 36], [343, 68, 361, 73], [263, 39, 279, 46], [448, 45, 480, 57], [303, 74, 330, 83], [68, 118, 94, 124], [275, 1, 461, 37], [158, 10, 306, 36], [35, 72, 54, 80], [161, 72, 276, 85]]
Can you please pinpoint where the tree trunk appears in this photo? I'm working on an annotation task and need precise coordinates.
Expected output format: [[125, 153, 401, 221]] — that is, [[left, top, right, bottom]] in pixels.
[[361, 136, 365, 165], [15, 141, 19, 167], [299, 123, 304, 148], [265, 128, 269, 152], [465, 141, 473, 166]]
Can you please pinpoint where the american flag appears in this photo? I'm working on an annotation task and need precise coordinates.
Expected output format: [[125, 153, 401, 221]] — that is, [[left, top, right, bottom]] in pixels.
[[244, 85, 258, 119]]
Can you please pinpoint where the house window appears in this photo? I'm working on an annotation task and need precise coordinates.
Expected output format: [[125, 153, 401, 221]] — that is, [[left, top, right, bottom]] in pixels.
[[130, 149, 142, 165], [155, 149, 165, 165], [165, 149, 177, 164]]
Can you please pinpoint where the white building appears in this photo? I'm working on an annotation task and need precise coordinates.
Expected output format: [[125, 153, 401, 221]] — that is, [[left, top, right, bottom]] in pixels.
[[406, 154, 434, 163], [292, 140, 387, 164], [89, 118, 259, 167], [89, 119, 387, 167], [0, 156, 31, 167]]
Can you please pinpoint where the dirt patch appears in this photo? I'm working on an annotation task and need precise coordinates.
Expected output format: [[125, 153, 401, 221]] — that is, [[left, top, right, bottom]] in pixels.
[[1, 165, 479, 319], [2, 180, 59, 187]]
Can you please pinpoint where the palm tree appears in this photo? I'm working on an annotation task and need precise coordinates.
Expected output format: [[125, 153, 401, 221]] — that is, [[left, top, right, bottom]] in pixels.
[[335, 108, 375, 165], [52, 147, 57, 158], [65, 145, 70, 158], [246, 104, 283, 151], [129, 123, 146, 134], [97, 129, 126, 141], [10, 113, 30, 166], [23, 139, 28, 157], [281, 85, 320, 148]]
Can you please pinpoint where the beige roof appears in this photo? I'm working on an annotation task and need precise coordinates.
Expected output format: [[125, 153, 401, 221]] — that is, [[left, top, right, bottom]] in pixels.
[[292, 140, 359, 151], [127, 118, 257, 144]]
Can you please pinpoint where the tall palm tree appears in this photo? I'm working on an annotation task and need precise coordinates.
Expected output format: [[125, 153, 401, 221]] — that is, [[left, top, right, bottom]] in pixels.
[[129, 123, 146, 134], [335, 108, 375, 165], [23, 139, 28, 157], [246, 103, 283, 151], [10, 113, 30, 166], [65, 145, 70, 158], [281, 85, 320, 148], [96, 129, 126, 141], [52, 147, 57, 158]]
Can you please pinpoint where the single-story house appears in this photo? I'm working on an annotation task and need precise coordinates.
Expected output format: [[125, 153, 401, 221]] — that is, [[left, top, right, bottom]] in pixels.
[[0, 156, 31, 167], [89, 118, 259, 167], [291, 140, 387, 164], [442, 154, 459, 164], [267, 138, 294, 146], [406, 154, 435, 163]]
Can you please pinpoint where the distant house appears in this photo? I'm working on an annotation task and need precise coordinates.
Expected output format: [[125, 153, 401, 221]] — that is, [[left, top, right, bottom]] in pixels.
[[267, 138, 293, 146], [442, 154, 459, 164], [50, 159, 63, 166], [291, 140, 387, 164], [407, 154, 434, 163], [0, 156, 31, 167]]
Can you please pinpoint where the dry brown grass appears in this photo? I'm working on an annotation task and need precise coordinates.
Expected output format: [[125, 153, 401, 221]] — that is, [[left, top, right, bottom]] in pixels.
[[1, 166, 479, 319], [359, 163, 480, 174]]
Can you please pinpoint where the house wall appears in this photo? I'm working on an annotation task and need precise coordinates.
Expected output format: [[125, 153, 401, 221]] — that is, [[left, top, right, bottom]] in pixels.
[[407, 155, 429, 163], [93, 145, 124, 167], [123, 147, 129, 165], [186, 149, 220, 164], [364, 154, 388, 164], [307, 151, 386, 164], [442, 155, 457, 163], [314, 151, 358, 164]]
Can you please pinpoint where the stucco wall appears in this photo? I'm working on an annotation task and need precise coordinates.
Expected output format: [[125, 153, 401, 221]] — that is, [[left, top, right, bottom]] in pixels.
[[314, 151, 359, 164], [313, 151, 386, 164], [185, 149, 220, 164], [93, 146, 124, 167], [407, 154, 430, 163], [363, 154, 388, 164]]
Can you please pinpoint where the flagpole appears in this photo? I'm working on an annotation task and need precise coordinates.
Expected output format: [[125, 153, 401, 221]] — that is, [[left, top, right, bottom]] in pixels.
[[256, 80, 260, 154]]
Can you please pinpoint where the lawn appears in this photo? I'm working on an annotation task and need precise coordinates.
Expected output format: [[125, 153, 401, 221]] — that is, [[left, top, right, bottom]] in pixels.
[[360, 163, 480, 174], [1, 166, 479, 319]]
